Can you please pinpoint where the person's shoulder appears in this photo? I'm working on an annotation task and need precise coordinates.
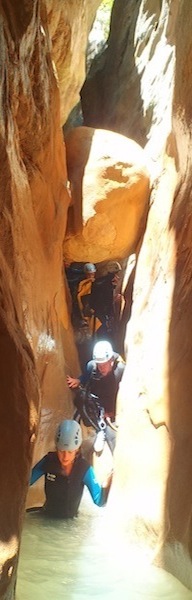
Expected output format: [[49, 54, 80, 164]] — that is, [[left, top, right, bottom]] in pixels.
[[114, 351, 125, 363], [79, 454, 89, 468], [86, 359, 96, 372], [77, 453, 90, 476], [114, 354, 125, 376], [113, 351, 124, 365]]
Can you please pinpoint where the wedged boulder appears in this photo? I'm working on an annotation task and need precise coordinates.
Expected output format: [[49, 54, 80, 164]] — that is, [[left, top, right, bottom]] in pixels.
[[63, 126, 150, 263]]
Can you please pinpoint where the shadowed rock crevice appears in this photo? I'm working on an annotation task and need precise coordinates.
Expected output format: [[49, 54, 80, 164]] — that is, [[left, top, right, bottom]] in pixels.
[[81, 0, 146, 144]]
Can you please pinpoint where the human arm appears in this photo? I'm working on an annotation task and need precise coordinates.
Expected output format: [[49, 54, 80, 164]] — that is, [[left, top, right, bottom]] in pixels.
[[77, 280, 91, 317], [30, 455, 47, 485], [66, 375, 81, 389], [83, 465, 113, 507], [77, 281, 84, 316], [67, 360, 94, 390]]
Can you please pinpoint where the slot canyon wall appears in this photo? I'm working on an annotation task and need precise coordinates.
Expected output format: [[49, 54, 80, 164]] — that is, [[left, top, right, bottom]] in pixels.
[[1, 0, 192, 598], [81, 0, 192, 591], [0, 1, 101, 598]]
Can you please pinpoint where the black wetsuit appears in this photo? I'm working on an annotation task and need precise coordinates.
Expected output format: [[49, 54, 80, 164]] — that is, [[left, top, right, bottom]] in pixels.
[[78, 354, 125, 453], [30, 452, 105, 518], [80, 354, 125, 418]]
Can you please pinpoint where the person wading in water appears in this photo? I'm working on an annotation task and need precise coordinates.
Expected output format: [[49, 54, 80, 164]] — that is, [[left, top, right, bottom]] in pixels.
[[29, 420, 112, 518]]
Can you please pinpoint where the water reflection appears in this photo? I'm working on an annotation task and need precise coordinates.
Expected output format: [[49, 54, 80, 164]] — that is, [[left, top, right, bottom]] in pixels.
[[17, 490, 192, 599]]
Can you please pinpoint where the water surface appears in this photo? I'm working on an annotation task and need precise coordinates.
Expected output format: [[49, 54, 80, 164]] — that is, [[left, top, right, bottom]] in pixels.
[[17, 490, 192, 599]]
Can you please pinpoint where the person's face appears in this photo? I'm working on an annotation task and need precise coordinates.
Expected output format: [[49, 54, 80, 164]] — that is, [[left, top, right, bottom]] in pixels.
[[96, 358, 114, 376], [112, 272, 120, 286], [86, 271, 95, 281], [58, 449, 77, 467]]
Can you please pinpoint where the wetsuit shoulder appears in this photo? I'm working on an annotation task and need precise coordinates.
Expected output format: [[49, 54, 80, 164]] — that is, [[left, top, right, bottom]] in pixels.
[[79, 360, 96, 385]]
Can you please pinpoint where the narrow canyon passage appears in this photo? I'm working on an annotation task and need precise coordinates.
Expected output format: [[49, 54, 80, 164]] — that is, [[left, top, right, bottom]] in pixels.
[[2, 2, 192, 597]]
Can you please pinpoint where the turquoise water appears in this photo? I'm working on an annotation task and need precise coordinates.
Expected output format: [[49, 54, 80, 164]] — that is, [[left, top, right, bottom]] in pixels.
[[17, 490, 192, 599]]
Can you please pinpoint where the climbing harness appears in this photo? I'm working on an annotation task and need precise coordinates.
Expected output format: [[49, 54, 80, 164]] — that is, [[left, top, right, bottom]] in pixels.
[[73, 386, 118, 434], [73, 386, 106, 433]]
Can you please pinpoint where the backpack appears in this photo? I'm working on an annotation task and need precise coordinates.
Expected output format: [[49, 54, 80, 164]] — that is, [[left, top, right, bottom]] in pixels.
[[90, 274, 114, 318]]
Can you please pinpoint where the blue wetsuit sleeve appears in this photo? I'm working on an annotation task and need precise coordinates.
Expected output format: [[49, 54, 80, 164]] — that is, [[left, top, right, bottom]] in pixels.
[[83, 466, 104, 507], [30, 455, 47, 485], [79, 361, 94, 386]]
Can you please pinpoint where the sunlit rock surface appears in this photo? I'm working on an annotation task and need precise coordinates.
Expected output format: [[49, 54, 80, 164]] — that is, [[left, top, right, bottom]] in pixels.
[[81, 0, 174, 154], [94, 0, 192, 592], [46, 0, 100, 125], [63, 126, 150, 263]]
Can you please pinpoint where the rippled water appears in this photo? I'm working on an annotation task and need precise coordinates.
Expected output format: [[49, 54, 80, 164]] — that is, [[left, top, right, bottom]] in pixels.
[[17, 490, 192, 599]]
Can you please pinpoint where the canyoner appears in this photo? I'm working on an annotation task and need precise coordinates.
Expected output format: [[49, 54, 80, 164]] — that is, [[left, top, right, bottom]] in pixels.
[[67, 341, 125, 463]]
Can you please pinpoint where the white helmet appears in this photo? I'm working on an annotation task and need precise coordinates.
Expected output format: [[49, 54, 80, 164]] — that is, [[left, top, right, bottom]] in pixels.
[[93, 340, 113, 363], [55, 420, 82, 451], [107, 261, 122, 273], [84, 262, 96, 273]]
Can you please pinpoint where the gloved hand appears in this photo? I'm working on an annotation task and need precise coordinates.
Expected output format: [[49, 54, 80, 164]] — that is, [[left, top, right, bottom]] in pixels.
[[94, 430, 106, 454]]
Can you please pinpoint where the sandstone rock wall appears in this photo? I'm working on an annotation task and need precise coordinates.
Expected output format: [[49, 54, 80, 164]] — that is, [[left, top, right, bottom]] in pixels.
[[46, 0, 101, 125], [81, 0, 174, 153], [0, 1, 100, 597], [90, 0, 192, 591], [62, 0, 192, 587], [68, 0, 192, 590]]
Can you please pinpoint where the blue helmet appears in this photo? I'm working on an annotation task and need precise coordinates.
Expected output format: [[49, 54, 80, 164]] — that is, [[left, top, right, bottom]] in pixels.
[[55, 420, 82, 451], [84, 262, 96, 274]]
